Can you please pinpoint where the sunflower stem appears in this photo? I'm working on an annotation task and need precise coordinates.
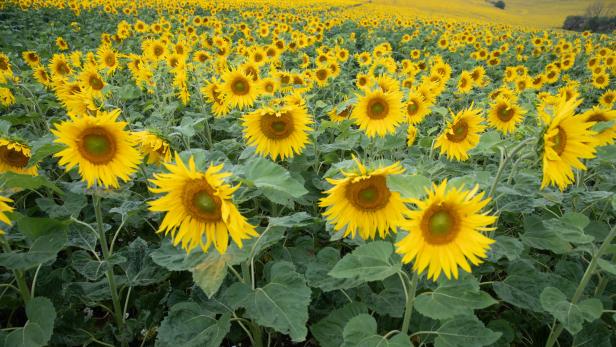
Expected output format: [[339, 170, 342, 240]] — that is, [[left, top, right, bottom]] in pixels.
[[545, 225, 616, 347], [1, 240, 30, 304], [488, 138, 533, 200], [401, 270, 419, 334], [93, 193, 126, 346]]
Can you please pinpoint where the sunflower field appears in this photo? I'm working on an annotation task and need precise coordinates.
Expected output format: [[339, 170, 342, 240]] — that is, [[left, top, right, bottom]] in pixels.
[[0, 0, 615, 346]]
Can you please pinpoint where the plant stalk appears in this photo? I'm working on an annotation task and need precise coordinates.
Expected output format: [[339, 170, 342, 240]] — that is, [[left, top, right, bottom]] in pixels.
[[488, 138, 533, 199], [545, 225, 616, 347], [1, 241, 30, 304], [401, 271, 419, 334], [93, 193, 126, 345]]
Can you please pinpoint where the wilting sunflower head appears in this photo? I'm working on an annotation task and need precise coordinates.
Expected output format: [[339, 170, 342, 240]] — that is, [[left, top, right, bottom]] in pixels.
[[351, 89, 405, 138], [52, 109, 142, 188], [434, 105, 486, 161], [201, 79, 231, 117], [319, 157, 411, 240], [487, 97, 526, 134], [133, 130, 173, 165], [221, 69, 261, 109], [0, 195, 14, 235], [148, 154, 258, 253], [329, 103, 353, 123], [0, 139, 37, 176], [580, 107, 616, 147], [407, 124, 418, 147], [242, 103, 313, 160], [541, 97, 597, 191], [395, 180, 496, 281], [50, 54, 72, 79]]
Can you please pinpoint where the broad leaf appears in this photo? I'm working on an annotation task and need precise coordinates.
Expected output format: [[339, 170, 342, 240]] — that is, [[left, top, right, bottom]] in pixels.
[[540, 287, 603, 334], [434, 316, 501, 347], [311, 302, 369, 347], [156, 302, 230, 347], [4, 297, 56, 347], [329, 241, 401, 282], [342, 314, 412, 347]]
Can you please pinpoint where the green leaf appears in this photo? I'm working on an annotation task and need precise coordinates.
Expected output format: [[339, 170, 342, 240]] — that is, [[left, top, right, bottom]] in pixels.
[[0, 227, 67, 270], [433, 316, 501, 347], [120, 238, 168, 286], [0, 172, 62, 194], [191, 252, 229, 299], [225, 261, 311, 342], [242, 157, 308, 205], [305, 247, 365, 291], [156, 303, 230, 347], [341, 314, 412, 347], [70, 250, 125, 281], [489, 236, 524, 262], [17, 216, 67, 241], [415, 274, 497, 320], [4, 297, 56, 347], [311, 302, 369, 347], [150, 239, 208, 272], [597, 258, 616, 275], [544, 212, 594, 244], [521, 215, 572, 254], [387, 174, 431, 199], [469, 131, 502, 155], [540, 287, 603, 335], [329, 241, 401, 283], [27, 141, 63, 166]]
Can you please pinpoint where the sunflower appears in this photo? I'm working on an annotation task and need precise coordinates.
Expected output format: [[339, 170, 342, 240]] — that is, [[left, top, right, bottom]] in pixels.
[[598, 89, 615, 108], [133, 130, 173, 165], [0, 139, 37, 176], [56, 37, 69, 51], [592, 73, 609, 89], [260, 77, 278, 95], [407, 124, 418, 146], [434, 105, 486, 161], [201, 79, 231, 117], [0, 195, 13, 235], [95, 46, 117, 74], [541, 98, 597, 190], [405, 91, 432, 125], [320, 157, 412, 240], [33, 67, 52, 88], [329, 103, 352, 123], [580, 107, 616, 147], [148, 154, 258, 253], [0, 88, 15, 107], [351, 89, 404, 138], [242, 103, 313, 160], [487, 97, 525, 134], [79, 65, 106, 99], [50, 54, 72, 79], [457, 72, 473, 93], [52, 109, 142, 188], [220, 69, 260, 109], [22, 50, 41, 68], [395, 180, 496, 281]]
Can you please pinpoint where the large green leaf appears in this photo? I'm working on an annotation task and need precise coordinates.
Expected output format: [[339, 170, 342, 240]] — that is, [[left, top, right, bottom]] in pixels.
[[387, 174, 431, 199], [342, 314, 412, 347], [0, 172, 62, 194], [224, 261, 311, 342], [242, 157, 308, 205], [329, 241, 401, 282], [120, 238, 168, 286], [415, 274, 497, 320], [311, 302, 369, 347], [521, 215, 572, 254], [544, 213, 594, 245], [433, 316, 501, 347], [4, 297, 56, 347], [0, 228, 67, 270], [156, 302, 230, 347], [191, 252, 229, 299], [305, 247, 365, 291], [540, 287, 603, 335], [150, 239, 208, 271]]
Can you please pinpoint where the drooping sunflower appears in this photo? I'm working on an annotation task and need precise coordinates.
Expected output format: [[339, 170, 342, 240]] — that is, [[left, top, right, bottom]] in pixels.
[[320, 157, 412, 240], [351, 89, 404, 138], [201, 79, 231, 117], [220, 69, 260, 109], [79, 65, 106, 99], [148, 154, 258, 253], [133, 131, 173, 165], [487, 97, 526, 134], [0, 139, 37, 176], [457, 71, 473, 94], [52, 109, 142, 188], [242, 103, 313, 160], [0, 195, 13, 235], [405, 92, 432, 125], [49, 54, 72, 79], [407, 124, 418, 147], [434, 105, 486, 161], [33, 67, 52, 88], [580, 107, 616, 147], [328, 104, 352, 123], [22, 50, 41, 68], [541, 98, 597, 190], [395, 180, 496, 281]]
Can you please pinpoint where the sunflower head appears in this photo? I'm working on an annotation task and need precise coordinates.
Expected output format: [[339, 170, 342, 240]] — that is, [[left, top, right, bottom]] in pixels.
[[487, 97, 525, 134], [0, 195, 14, 235], [0, 139, 37, 176], [243, 103, 313, 160], [52, 109, 142, 188], [221, 69, 260, 109], [395, 180, 496, 281], [434, 105, 486, 161], [148, 154, 258, 253], [351, 89, 405, 138], [320, 157, 411, 240], [133, 130, 173, 165]]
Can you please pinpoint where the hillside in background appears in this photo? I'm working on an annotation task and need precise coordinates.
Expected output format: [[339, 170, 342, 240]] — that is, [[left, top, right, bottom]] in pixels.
[[369, 0, 596, 28]]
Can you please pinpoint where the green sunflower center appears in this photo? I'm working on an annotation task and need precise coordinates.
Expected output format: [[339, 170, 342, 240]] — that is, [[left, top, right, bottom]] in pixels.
[[446, 121, 469, 143], [78, 127, 116, 165], [260, 111, 295, 140], [84, 134, 111, 156], [89, 75, 104, 91], [428, 210, 453, 235], [232, 78, 249, 95], [194, 191, 217, 213], [497, 104, 515, 122], [346, 175, 391, 211], [358, 187, 377, 203], [368, 98, 389, 120], [407, 101, 418, 115]]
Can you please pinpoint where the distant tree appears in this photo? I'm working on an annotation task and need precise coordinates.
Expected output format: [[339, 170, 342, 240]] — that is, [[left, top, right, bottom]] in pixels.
[[493, 1, 505, 10], [585, 1, 615, 17]]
